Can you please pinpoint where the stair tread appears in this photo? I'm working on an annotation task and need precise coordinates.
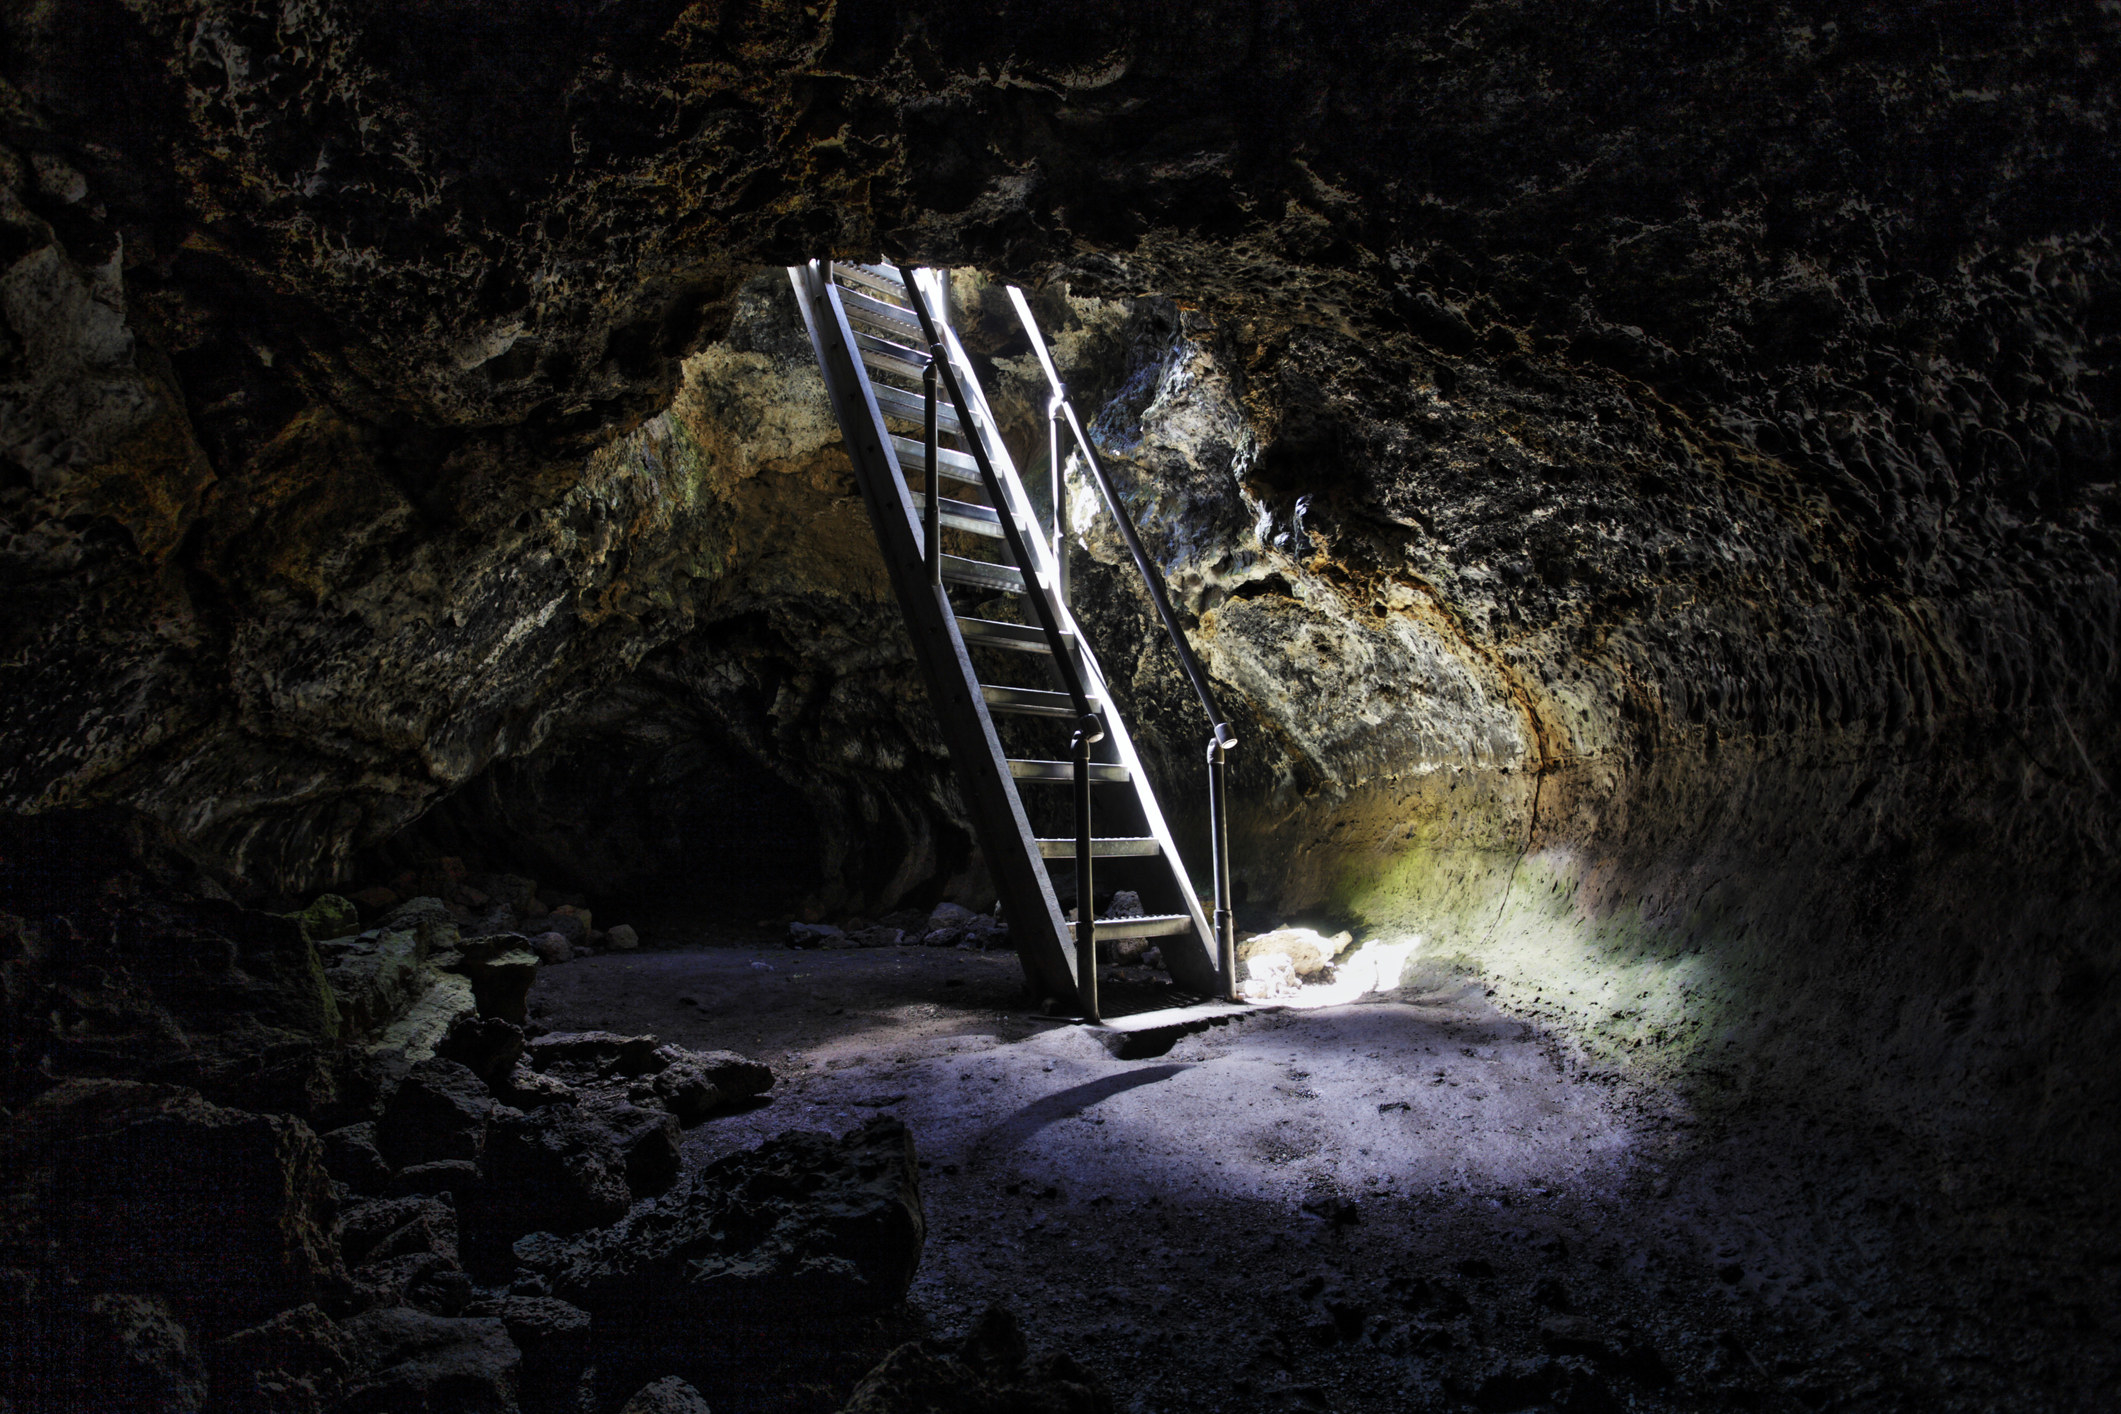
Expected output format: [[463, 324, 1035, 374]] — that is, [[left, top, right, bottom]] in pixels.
[[890, 434, 981, 483], [912, 491, 999, 525], [858, 343, 929, 381], [1008, 757, 1129, 782], [959, 617, 1070, 655], [981, 684, 1075, 718], [839, 287, 924, 335], [833, 263, 911, 301], [1035, 836, 1161, 858], [872, 382, 963, 432], [940, 555, 1025, 593], [1094, 999, 1261, 1034], [1090, 913, 1195, 939]]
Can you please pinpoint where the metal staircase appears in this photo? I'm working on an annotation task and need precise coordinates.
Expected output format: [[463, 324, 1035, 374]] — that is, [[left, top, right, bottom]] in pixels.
[[786, 260, 1246, 1031]]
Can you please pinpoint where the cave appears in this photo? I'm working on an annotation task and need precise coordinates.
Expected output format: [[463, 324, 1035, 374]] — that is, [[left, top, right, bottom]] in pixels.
[[1, 3, 2116, 1411]]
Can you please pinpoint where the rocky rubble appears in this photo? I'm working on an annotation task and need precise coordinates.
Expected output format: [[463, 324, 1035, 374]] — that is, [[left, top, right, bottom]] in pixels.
[[0, 826, 963, 1413], [839, 1304, 1114, 1414], [520, 1117, 925, 1403], [789, 901, 1009, 952]]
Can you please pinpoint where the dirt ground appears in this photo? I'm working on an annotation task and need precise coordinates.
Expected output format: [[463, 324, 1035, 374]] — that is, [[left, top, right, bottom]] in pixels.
[[531, 943, 2114, 1413]]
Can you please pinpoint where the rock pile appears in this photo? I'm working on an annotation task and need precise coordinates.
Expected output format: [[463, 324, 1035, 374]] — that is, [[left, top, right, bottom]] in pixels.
[[513, 1118, 926, 1399], [0, 824, 923, 1414], [790, 901, 1008, 951], [314, 856, 641, 961], [840, 1304, 1115, 1414]]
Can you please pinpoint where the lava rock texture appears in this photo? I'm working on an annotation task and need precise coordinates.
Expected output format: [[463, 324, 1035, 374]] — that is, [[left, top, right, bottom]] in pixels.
[[0, 4, 2117, 1403]]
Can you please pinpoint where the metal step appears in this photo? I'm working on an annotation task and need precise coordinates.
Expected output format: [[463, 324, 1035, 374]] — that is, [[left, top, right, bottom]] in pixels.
[[1096, 999, 1252, 1033], [872, 382, 963, 434], [941, 555, 1024, 594], [915, 492, 1005, 538], [1036, 837, 1160, 859], [858, 343, 929, 382], [960, 616, 1070, 654], [890, 434, 981, 487], [1092, 913, 1195, 940], [1086, 998, 1267, 1058], [833, 263, 910, 301], [1010, 758, 1130, 784], [839, 287, 925, 337], [981, 684, 1075, 718]]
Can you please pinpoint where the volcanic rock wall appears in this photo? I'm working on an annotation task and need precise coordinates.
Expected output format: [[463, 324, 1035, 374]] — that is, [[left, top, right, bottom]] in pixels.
[[2, 2, 2116, 1158]]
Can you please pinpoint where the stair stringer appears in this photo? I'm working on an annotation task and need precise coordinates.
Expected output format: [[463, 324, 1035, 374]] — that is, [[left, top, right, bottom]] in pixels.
[[786, 262, 1079, 1002]]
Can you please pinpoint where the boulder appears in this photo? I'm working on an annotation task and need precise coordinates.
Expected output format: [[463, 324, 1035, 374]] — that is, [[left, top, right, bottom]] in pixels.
[[580, 1094, 682, 1197], [1234, 926, 1355, 980], [437, 1013, 528, 1081], [3, 1080, 345, 1337], [623, 1375, 715, 1414], [496, 1063, 578, 1109], [318, 929, 428, 1038], [23, 898, 344, 1116], [605, 923, 640, 950], [209, 1303, 354, 1414], [446, 938, 542, 1026], [470, 1296, 592, 1414], [376, 1057, 494, 1168], [337, 1195, 460, 1268], [295, 893, 361, 945], [526, 1030, 664, 1082], [650, 1046, 774, 1124], [354, 1251, 473, 1314], [529, 931, 573, 965], [786, 922, 841, 948], [385, 1159, 485, 1200], [841, 1304, 1114, 1414], [552, 1118, 924, 1335], [11, 1291, 210, 1414], [379, 897, 461, 951], [322, 1121, 393, 1194], [474, 1105, 635, 1241], [372, 971, 479, 1065], [336, 1307, 521, 1414]]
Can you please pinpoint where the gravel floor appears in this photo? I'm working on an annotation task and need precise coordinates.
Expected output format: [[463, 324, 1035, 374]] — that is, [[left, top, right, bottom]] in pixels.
[[531, 944, 2116, 1413]]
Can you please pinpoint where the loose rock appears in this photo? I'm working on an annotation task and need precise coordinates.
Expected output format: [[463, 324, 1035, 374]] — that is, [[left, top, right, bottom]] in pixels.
[[336, 1307, 522, 1414], [649, 1046, 774, 1124], [622, 1375, 715, 1414], [209, 1303, 354, 1414], [3, 1079, 344, 1336], [841, 1304, 1114, 1414], [550, 1119, 923, 1380], [376, 1057, 494, 1168]]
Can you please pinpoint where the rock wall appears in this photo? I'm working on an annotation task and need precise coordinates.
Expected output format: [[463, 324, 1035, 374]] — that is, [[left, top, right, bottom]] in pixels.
[[2, 2, 2115, 1159]]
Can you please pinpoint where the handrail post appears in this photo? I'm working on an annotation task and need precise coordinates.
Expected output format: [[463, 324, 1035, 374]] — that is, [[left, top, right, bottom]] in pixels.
[[1050, 385, 1069, 611], [1208, 729, 1236, 1001], [923, 348, 942, 586], [1074, 716, 1100, 1023]]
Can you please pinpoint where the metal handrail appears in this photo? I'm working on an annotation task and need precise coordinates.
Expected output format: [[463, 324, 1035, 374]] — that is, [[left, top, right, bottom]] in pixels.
[[1005, 284, 1241, 1001]]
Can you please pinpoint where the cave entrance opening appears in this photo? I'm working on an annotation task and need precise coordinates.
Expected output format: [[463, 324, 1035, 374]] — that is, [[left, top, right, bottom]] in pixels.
[[786, 259, 1261, 1041]]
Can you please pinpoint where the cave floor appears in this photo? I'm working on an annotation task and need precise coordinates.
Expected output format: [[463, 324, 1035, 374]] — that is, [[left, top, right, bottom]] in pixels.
[[530, 946, 2111, 1413]]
